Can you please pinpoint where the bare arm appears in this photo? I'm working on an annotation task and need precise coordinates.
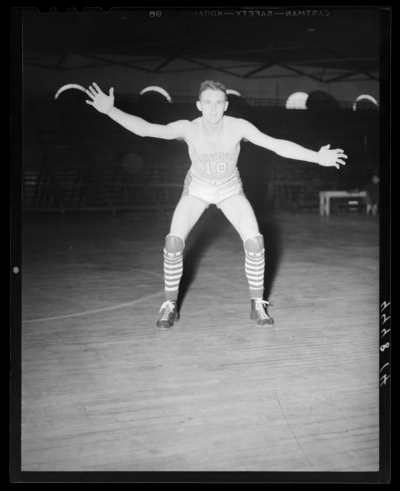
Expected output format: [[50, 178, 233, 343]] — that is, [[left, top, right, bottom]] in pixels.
[[240, 119, 347, 169], [85, 83, 188, 140]]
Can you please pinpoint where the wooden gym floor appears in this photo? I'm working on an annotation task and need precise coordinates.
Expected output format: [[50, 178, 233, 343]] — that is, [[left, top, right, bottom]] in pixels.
[[19, 207, 380, 474]]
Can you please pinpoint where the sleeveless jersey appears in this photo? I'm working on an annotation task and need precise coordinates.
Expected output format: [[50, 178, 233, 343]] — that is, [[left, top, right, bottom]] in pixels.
[[186, 116, 241, 182]]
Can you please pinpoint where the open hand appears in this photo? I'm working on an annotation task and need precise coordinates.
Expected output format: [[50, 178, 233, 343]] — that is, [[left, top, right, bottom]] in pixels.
[[85, 83, 114, 114], [318, 144, 348, 169]]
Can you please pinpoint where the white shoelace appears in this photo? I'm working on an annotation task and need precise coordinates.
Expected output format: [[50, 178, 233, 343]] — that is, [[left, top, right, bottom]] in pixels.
[[159, 300, 175, 320], [254, 299, 270, 319]]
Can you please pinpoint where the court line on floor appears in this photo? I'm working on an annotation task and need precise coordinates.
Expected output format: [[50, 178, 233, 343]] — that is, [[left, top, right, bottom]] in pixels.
[[22, 289, 165, 324], [274, 390, 314, 470], [22, 268, 166, 324], [23, 290, 229, 324]]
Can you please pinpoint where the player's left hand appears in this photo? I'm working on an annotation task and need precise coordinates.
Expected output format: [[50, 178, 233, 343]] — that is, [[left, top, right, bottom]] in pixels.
[[318, 144, 348, 169]]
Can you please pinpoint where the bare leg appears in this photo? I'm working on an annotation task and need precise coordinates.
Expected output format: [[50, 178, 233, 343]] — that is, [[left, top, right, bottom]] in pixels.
[[169, 195, 209, 241], [218, 194, 260, 241], [220, 195, 263, 297], [159, 195, 208, 310], [220, 194, 274, 326]]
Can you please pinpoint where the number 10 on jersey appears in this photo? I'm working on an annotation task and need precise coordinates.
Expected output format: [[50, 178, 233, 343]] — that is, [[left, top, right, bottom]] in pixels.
[[204, 161, 227, 174]]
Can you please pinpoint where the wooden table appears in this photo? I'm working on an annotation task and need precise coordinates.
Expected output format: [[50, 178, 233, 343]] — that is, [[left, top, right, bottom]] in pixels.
[[319, 190, 366, 216]]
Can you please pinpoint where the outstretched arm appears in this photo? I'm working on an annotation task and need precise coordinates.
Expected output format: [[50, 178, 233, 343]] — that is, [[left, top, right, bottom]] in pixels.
[[85, 83, 187, 140], [240, 120, 347, 169]]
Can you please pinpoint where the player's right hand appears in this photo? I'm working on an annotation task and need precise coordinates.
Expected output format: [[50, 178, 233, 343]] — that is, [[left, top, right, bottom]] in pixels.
[[85, 83, 114, 114]]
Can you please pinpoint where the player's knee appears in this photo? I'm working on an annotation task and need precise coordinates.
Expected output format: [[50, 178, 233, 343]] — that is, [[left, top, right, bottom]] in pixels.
[[164, 234, 185, 258], [244, 235, 265, 258]]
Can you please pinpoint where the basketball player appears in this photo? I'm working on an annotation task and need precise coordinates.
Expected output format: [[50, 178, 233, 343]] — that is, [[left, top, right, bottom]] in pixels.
[[85, 81, 347, 329]]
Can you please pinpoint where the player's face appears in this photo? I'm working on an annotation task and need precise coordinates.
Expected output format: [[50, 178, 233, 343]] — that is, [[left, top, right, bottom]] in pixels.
[[196, 89, 228, 124]]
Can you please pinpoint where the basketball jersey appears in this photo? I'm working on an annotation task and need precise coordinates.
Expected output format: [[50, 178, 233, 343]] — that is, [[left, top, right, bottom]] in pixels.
[[187, 116, 241, 182]]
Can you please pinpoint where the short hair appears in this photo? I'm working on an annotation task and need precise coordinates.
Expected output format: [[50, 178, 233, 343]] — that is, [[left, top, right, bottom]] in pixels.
[[199, 80, 227, 100]]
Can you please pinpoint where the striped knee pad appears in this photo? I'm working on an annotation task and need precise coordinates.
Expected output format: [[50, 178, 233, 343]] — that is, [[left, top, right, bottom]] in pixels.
[[163, 234, 184, 301], [244, 235, 265, 299]]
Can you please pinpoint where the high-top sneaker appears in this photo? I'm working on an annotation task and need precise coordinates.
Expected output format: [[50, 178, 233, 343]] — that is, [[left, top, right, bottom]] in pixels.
[[250, 299, 274, 326], [156, 300, 180, 329]]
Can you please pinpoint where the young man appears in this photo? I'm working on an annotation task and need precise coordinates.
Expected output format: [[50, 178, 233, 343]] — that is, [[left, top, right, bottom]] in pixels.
[[85, 80, 347, 329]]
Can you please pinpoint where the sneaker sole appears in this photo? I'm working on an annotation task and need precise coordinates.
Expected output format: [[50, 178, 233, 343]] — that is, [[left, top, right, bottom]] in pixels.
[[156, 317, 180, 330], [250, 314, 274, 327]]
